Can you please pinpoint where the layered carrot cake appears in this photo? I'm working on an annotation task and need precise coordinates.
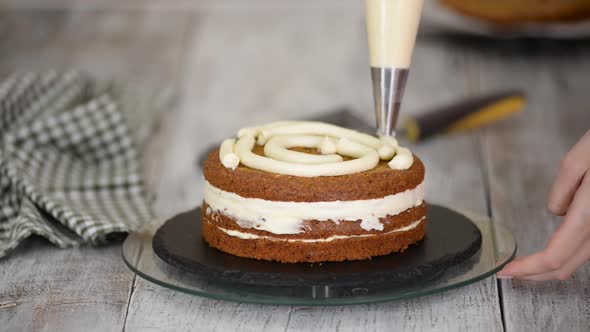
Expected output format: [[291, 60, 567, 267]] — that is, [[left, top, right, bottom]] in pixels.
[[201, 121, 426, 263]]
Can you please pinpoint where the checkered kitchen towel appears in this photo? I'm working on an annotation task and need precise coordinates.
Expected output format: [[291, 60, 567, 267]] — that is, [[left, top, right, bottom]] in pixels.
[[0, 71, 157, 257]]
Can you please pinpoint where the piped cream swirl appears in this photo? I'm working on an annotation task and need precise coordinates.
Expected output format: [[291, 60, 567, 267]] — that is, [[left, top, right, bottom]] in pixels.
[[220, 121, 414, 176]]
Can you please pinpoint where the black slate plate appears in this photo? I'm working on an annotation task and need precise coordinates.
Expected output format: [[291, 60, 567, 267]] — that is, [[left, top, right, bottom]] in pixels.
[[152, 204, 482, 288]]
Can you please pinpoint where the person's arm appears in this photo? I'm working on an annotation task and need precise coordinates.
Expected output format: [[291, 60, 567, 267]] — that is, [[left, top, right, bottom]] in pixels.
[[497, 129, 590, 281]]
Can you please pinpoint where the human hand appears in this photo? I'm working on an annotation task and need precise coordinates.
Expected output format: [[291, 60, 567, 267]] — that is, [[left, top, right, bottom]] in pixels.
[[497, 129, 590, 281]]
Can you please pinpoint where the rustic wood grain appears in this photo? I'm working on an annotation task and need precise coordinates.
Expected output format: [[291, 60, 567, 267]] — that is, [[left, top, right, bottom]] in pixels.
[[0, 10, 191, 332], [0, 240, 131, 332], [124, 10, 503, 331], [473, 41, 590, 330], [1, 0, 359, 11]]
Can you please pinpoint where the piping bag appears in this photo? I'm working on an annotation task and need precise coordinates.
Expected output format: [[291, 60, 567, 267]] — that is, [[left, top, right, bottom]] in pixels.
[[366, 0, 424, 137], [365, 0, 525, 140]]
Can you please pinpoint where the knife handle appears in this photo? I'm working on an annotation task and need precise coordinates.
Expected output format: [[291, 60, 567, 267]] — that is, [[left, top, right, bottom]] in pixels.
[[403, 90, 526, 142]]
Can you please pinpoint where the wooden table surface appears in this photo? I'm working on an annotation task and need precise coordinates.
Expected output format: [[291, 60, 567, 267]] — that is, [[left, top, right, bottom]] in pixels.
[[1, 2, 590, 331]]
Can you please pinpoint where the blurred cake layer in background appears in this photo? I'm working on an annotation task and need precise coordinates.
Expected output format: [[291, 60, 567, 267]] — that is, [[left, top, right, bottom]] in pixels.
[[440, 0, 590, 24]]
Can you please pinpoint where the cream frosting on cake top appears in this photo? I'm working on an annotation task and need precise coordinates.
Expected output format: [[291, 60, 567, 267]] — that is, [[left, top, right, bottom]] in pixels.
[[218, 121, 414, 177]]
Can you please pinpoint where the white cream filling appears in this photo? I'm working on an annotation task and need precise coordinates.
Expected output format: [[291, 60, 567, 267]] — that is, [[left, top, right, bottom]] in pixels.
[[203, 180, 424, 234], [216, 217, 425, 243]]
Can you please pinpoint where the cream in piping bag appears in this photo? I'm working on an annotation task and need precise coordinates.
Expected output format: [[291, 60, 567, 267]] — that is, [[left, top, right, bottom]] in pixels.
[[365, 0, 424, 137]]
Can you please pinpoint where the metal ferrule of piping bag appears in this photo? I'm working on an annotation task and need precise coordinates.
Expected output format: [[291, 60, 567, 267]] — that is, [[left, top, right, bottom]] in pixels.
[[371, 66, 409, 138]]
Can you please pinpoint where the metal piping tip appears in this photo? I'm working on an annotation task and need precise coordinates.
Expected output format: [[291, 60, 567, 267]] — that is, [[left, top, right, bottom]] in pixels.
[[370, 67, 409, 137]]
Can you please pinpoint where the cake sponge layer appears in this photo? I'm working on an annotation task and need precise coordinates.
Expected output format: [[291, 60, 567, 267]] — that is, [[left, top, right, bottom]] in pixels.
[[202, 213, 426, 263], [203, 147, 425, 202], [201, 205, 427, 263]]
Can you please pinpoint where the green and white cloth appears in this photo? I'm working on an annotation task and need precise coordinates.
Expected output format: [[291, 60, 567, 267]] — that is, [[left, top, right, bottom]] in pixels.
[[0, 71, 158, 257]]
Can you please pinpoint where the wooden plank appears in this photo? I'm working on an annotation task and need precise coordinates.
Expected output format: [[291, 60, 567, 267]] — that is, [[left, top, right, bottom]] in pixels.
[[285, 280, 501, 332], [0, 10, 191, 332], [124, 282, 292, 332], [1, 0, 359, 11], [125, 9, 503, 331], [477, 45, 590, 330], [0, 240, 131, 331], [0, 10, 188, 85]]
